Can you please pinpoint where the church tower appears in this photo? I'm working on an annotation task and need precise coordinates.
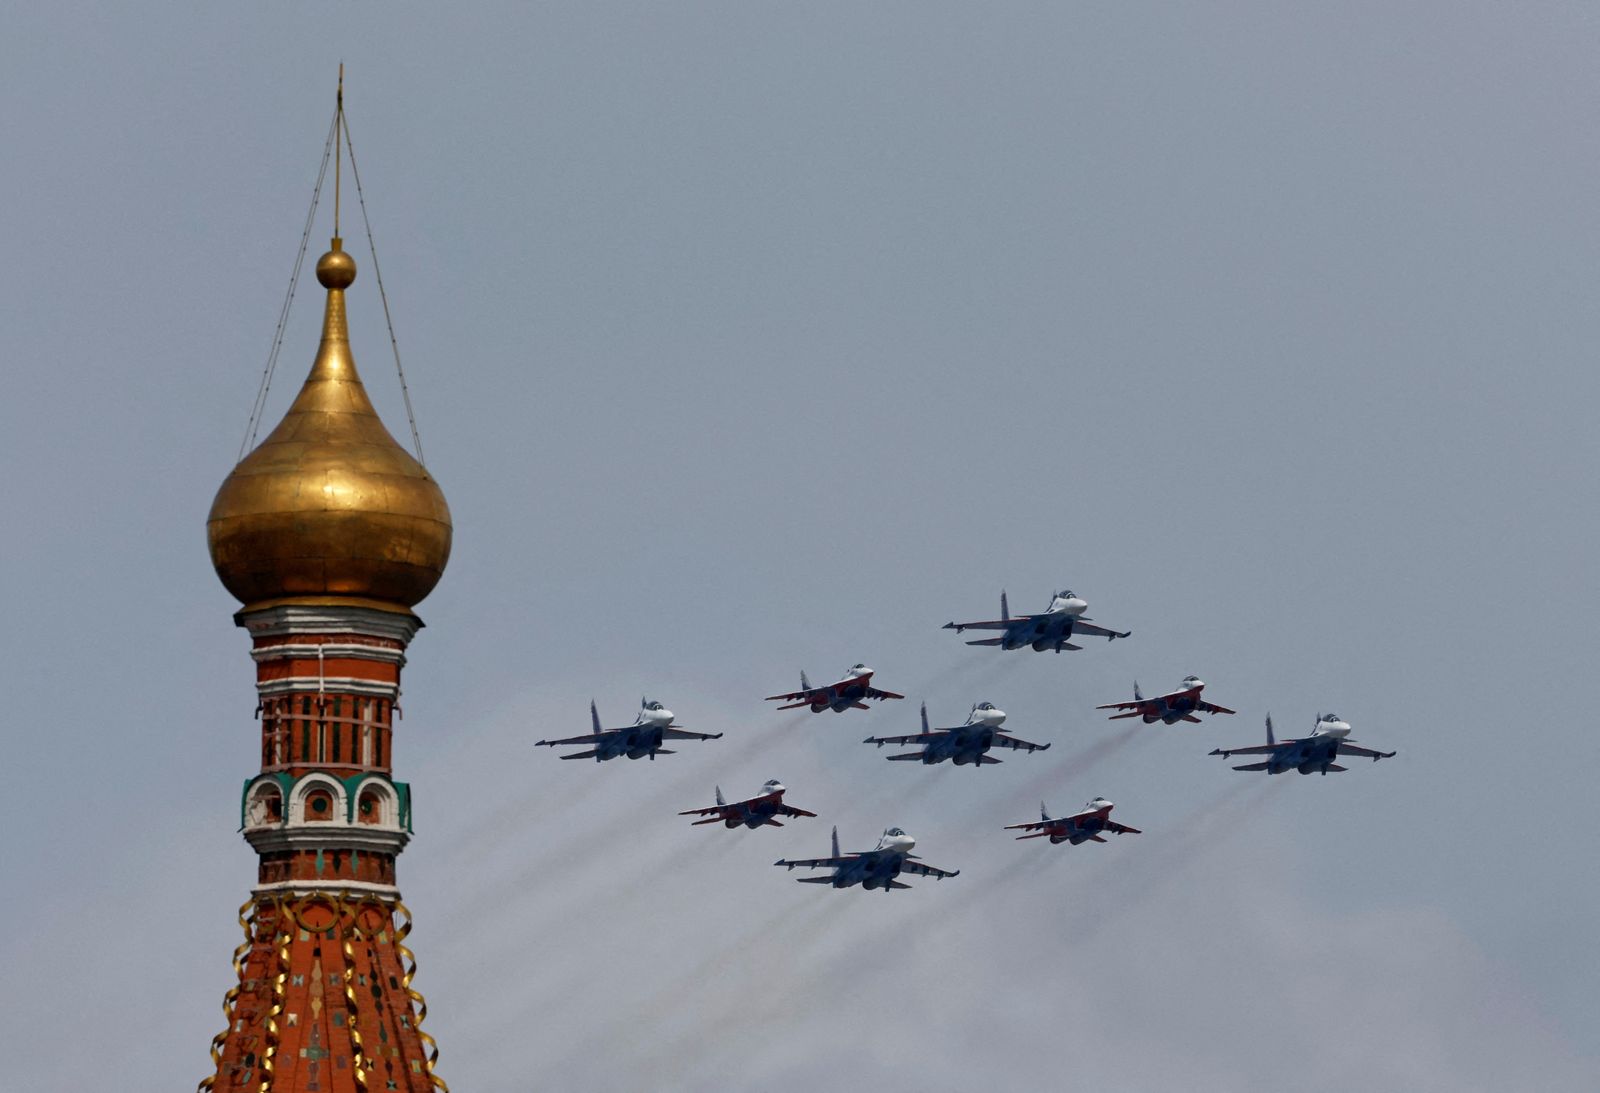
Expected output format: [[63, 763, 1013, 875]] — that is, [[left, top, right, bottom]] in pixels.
[[200, 90, 452, 1093]]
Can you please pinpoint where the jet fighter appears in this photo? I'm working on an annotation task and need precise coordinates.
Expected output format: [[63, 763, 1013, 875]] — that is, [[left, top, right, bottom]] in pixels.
[[1096, 677, 1236, 724], [1209, 713, 1394, 775], [863, 701, 1050, 766], [765, 664, 905, 713], [1005, 797, 1142, 845], [774, 826, 959, 891], [944, 589, 1130, 652], [678, 780, 818, 830], [535, 698, 721, 761]]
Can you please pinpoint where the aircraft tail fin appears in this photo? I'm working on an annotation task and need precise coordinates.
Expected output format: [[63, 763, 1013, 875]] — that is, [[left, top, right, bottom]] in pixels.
[[1233, 761, 1270, 772], [1265, 713, 1276, 747], [800, 670, 812, 691], [691, 816, 723, 826], [714, 785, 725, 807], [1133, 680, 1143, 701], [920, 702, 930, 734], [1001, 589, 1010, 622], [590, 700, 601, 735], [831, 826, 840, 859], [1041, 801, 1051, 821], [560, 749, 600, 761]]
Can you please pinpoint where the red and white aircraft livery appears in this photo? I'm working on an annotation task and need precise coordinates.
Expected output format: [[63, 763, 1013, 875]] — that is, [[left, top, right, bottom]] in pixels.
[[678, 780, 819, 830], [1005, 797, 1142, 846], [1095, 676, 1236, 725], [765, 663, 905, 713]]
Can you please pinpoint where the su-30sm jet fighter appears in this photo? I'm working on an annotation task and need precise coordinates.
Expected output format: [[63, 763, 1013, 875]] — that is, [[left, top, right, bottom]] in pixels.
[[944, 589, 1130, 652], [1096, 677, 1236, 725], [1210, 713, 1395, 775], [765, 664, 905, 713], [775, 826, 959, 892], [864, 702, 1050, 766], [1006, 798, 1142, 846], [678, 780, 818, 830], [535, 698, 722, 761]]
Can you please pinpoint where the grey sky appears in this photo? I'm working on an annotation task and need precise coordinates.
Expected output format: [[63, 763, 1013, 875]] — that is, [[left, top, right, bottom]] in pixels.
[[3, 3, 1597, 1089]]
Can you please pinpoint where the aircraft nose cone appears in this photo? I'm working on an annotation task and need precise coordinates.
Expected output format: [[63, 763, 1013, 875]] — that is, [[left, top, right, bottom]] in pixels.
[[1064, 598, 1087, 613]]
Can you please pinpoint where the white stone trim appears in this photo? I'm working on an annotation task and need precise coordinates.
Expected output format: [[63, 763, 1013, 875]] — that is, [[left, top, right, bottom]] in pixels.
[[250, 642, 407, 667], [256, 676, 400, 699], [238, 604, 422, 644], [251, 879, 403, 899], [244, 824, 411, 856]]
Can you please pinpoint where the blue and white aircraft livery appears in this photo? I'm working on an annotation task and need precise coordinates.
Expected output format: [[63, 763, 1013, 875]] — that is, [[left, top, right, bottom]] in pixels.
[[863, 701, 1050, 766], [943, 589, 1131, 652], [1209, 713, 1395, 775], [1005, 797, 1142, 846], [1096, 677, 1236, 724], [774, 826, 960, 891], [764, 663, 905, 713], [534, 697, 722, 761], [678, 780, 818, 830]]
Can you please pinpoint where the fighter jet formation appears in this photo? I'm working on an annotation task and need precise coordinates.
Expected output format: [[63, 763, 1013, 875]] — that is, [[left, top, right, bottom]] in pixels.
[[1210, 713, 1395, 775], [864, 701, 1050, 766], [765, 664, 905, 713], [774, 826, 960, 891], [533, 584, 1396, 892], [535, 698, 722, 761], [1006, 798, 1142, 846], [679, 781, 817, 829], [944, 590, 1131, 652]]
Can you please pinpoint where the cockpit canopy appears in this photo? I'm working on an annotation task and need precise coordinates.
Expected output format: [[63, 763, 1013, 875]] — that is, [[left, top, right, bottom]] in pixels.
[[1056, 590, 1075, 599], [850, 663, 867, 672], [1320, 712, 1340, 722], [883, 826, 906, 837], [643, 699, 664, 710], [973, 701, 995, 710]]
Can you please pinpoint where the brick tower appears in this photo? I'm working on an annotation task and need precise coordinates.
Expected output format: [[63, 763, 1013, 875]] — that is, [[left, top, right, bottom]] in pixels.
[[199, 123, 452, 1090]]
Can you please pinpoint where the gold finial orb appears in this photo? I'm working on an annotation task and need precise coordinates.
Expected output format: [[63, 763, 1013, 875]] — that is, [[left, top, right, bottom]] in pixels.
[[208, 242, 451, 611], [316, 240, 357, 289]]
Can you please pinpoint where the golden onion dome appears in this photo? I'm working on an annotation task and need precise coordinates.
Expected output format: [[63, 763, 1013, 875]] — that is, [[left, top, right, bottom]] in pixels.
[[208, 240, 452, 610]]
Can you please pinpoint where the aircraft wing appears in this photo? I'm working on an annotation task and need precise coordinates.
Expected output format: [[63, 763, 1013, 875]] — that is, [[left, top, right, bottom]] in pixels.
[[661, 728, 723, 741], [778, 803, 819, 818], [534, 731, 614, 747], [864, 686, 906, 700], [765, 687, 822, 703], [863, 732, 944, 747], [1336, 742, 1395, 760], [991, 733, 1050, 753], [677, 804, 729, 817], [1210, 743, 1280, 757], [900, 859, 959, 880], [1105, 820, 1142, 835], [1197, 700, 1237, 715], [942, 617, 1024, 632], [1094, 699, 1148, 712], [774, 854, 855, 871], [1004, 819, 1055, 832], [1072, 621, 1131, 640]]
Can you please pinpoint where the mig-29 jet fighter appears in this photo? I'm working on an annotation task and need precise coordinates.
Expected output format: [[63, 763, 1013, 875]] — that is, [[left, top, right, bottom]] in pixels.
[[1006, 797, 1142, 846], [678, 780, 818, 830], [765, 664, 905, 713], [863, 701, 1050, 766], [535, 697, 721, 761], [1096, 677, 1236, 724], [944, 589, 1130, 652], [1209, 713, 1394, 775], [774, 826, 959, 891]]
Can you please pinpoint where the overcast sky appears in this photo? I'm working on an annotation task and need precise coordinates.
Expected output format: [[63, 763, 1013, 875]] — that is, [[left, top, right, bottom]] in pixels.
[[3, 4, 1598, 1090]]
